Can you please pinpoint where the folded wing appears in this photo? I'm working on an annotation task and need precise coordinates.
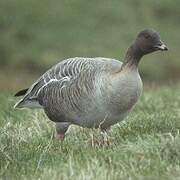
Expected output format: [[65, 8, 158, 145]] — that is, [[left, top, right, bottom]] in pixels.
[[14, 57, 96, 108]]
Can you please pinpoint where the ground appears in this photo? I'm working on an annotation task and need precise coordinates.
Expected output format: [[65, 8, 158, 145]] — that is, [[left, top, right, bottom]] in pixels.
[[0, 84, 180, 180]]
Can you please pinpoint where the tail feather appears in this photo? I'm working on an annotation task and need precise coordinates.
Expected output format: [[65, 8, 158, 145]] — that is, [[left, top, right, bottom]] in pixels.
[[14, 88, 29, 97], [14, 98, 42, 109], [14, 88, 42, 109], [14, 99, 26, 108]]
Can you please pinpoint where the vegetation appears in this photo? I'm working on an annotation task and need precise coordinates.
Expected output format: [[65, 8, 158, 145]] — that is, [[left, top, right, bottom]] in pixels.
[[0, 1, 179, 179], [0, 0, 180, 90], [0, 84, 180, 179]]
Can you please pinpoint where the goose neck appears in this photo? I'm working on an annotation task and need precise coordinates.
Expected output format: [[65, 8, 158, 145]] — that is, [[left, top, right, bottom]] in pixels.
[[121, 44, 143, 70]]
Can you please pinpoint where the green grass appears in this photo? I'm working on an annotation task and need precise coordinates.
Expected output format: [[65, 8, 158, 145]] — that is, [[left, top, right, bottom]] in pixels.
[[0, 84, 180, 179], [0, 0, 180, 90]]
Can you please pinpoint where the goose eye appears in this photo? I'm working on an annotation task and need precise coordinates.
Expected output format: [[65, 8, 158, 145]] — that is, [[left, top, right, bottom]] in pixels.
[[144, 34, 151, 39]]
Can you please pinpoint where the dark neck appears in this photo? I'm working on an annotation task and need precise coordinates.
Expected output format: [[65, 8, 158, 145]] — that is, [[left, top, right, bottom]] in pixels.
[[122, 43, 143, 69]]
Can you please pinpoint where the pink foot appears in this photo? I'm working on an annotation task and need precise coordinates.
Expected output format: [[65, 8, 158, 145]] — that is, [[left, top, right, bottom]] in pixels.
[[56, 133, 65, 141]]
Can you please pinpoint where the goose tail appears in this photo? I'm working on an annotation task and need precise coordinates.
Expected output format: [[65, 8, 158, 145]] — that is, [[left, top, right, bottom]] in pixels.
[[14, 98, 42, 109], [14, 88, 42, 109], [14, 88, 29, 97]]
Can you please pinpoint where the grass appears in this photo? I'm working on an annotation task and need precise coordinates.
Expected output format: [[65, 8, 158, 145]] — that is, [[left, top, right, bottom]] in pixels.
[[0, 0, 180, 90], [0, 84, 180, 179]]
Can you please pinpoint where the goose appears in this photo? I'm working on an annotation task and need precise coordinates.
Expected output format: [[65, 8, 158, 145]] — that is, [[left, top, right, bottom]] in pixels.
[[14, 29, 168, 141]]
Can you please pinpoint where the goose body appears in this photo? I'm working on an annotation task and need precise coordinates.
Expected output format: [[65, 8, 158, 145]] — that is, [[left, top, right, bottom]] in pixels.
[[15, 57, 142, 129], [14, 29, 168, 140]]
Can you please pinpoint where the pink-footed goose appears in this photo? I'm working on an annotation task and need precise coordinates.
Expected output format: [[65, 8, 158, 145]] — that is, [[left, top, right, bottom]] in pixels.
[[14, 29, 168, 141]]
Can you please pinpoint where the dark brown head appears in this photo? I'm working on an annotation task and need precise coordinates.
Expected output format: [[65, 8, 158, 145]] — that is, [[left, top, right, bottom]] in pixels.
[[134, 29, 168, 55], [123, 29, 168, 68]]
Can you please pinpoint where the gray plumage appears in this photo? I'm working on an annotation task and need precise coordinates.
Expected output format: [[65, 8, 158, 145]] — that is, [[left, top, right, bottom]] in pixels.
[[15, 57, 130, 129], [14, 29, 168, 138]]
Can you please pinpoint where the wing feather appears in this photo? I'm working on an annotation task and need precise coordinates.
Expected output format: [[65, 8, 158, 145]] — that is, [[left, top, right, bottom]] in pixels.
[[15, 57, 122, 109], [21, 58, 94, 101]]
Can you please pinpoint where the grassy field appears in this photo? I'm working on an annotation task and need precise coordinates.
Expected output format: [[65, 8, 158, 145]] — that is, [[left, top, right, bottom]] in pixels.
[[0, 1, 179, 179], [0, 84, 180, 179], [0, 0, 180, 90]]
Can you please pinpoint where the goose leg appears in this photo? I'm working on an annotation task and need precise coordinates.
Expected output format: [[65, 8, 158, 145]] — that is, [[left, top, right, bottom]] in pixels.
[[100, 127, 112, 145], [87, 127, 112, 146], [55, 122, 71, 141]]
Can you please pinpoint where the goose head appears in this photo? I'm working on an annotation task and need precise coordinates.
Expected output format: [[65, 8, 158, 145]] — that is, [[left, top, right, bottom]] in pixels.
[[135, 29, 168, 55], [123, 29, 168, 68]]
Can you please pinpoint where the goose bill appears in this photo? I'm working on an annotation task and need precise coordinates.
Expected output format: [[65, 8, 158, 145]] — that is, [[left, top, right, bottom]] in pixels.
[[154, 43, 168, 51]]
